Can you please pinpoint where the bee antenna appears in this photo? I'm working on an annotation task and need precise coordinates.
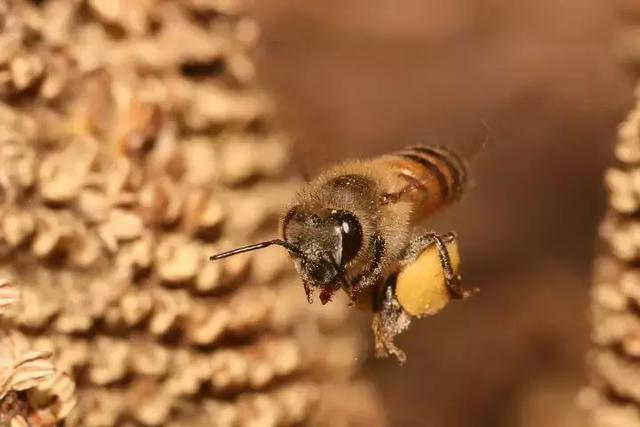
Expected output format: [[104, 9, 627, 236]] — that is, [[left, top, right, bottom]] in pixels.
[[452, 119, 493, 161], [479, 119, 493, 152], [209, 239, 303, 261]]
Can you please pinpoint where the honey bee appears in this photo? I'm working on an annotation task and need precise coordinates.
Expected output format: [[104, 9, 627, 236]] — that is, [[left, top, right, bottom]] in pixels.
[[210, 144, 478, 362]]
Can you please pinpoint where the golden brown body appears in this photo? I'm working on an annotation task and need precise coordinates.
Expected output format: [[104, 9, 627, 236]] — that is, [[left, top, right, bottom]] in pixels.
[[285, 145, 468, 303], [375, 145, 467, 219], [211, 144, 475, 362]]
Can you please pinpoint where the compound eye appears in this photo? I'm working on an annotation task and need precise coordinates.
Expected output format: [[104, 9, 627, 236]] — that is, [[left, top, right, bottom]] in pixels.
[[332, 210, 362, 265]]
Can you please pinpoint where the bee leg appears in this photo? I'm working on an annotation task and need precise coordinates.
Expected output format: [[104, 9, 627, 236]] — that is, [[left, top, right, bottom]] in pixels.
[[344, 288, 358, 306], [320, 288, 336, 305], [432, 232, 479, 300], [372, 276, 411, 363], [380, 180, 422, 205], [405, 232, 479, 300], [302, 280, 314, 304]]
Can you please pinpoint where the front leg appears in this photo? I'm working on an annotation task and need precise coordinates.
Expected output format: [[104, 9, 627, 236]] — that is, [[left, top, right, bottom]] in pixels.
[[402, 232, 478, 300], [346, 233, 386, 304], [372, 275, 411, 363], [380, 177, 423, 206]]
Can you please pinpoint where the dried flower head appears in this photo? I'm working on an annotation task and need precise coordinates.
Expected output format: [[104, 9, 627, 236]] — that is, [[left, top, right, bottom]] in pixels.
[[585, 75, 640, 424], [0, 280, 19, 314], [0, 329, 55, 400], [0, 0, 383, 425]]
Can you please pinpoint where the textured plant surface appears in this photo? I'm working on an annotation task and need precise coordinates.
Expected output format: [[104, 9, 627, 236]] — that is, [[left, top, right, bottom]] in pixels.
[[0, 280, 77, 427], [0, 1, 383, 426], [580, 4, 640, 426], [582, 87, 640, 425]]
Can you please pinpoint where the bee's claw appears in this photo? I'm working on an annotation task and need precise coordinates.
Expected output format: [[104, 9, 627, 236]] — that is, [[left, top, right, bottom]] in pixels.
[[319, 289, 334, 305], [445, 274, 479, 300]]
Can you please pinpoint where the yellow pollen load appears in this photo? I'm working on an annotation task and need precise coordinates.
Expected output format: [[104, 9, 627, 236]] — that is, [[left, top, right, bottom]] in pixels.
[[395, 240, 460, 317]]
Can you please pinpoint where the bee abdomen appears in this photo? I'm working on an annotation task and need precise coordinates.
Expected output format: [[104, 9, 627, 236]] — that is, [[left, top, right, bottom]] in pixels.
[[391, 145, 468, 205]]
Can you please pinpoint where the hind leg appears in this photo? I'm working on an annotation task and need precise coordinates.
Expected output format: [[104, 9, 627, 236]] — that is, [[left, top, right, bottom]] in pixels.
[[402, 231, 478, 300], [372, 275, 411, 363]]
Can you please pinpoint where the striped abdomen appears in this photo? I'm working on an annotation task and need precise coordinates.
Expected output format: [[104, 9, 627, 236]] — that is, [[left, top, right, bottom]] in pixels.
[[380, 145, 468, 219]]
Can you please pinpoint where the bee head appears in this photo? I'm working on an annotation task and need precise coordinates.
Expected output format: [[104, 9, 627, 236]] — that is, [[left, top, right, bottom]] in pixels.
[[282, 206, 363, 301], [209, 205, 363, 305]]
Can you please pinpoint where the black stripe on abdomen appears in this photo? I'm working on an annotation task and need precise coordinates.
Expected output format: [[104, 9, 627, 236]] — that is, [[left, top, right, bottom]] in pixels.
[[409, 145, 467, 195], [399, 152, 450, 200]]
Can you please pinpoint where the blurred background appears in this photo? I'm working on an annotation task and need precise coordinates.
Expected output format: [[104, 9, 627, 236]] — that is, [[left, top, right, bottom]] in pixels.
[[247, 1, 634, 426]]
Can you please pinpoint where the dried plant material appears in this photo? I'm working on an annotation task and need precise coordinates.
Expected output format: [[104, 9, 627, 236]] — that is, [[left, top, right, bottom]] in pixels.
[[77, 389, 126, 426], [53, 274, 102, 334], [605, 168, 640, 213], [210, 349, 250, 392], [0, 142, 36, 202], [103, 208, 144, 241], [156, 235, 202, 283], [40, 56, 69, 100], [217, 137, 289, 185], [101, 155, 133, 198], [580, 388, 640, 427], [129, 383, 172, 426], [129, 341, 169, 377], [27, 371, 78, 423], [2, 211, 35, 249], [195, 259, 222, 292], [38, 139, 97, 203], [1, 391, 30, 427], [13, 281, 61, 330], [209, 339, 301, 393], [87, 0, 153, 36], [226, 286, 274, 334], [68, 228, 103, 268], [77, 189, 109, 223], [186, 0, 241, 15], [181, 138, 217, 186], [31, 210, 71, 259], [586, 81, 640, 425], [617, 106, 640, 163], [0, 281, 20, 313], [268, 383, 318, 425], [88, 337, 130, 385], [0, 280, 78, 426], [10, 54, 44, 91], [0, 31, 22, 66], [113, 99, 163, 154], [0, 329, 55, 400], [45, 336, 89, 375], [185, 302, 229, 345], [164, 349, 210, 397], [222, 182, 299, 236], [148, 289, 191, 336], [10, 356, 56, 393], [184, 85, 267, 131], [197, 400, 239, 427], [219, 246, 252, 286], [119, 288, 153, 326], [0, 1, 381, 425], [181, 189, 225, 236], [592, 349, 640, 402]]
